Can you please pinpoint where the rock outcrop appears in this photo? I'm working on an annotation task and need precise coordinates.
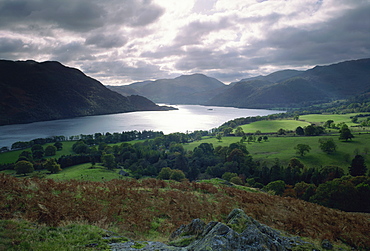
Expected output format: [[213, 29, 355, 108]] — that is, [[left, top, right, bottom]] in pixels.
[[108, 209, 313, 251]]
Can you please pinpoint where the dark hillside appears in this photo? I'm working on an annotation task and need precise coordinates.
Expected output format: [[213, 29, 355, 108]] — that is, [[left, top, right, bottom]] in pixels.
[[108, 73, 227, 104], [207, 58, 370, 108], [0, 60, 170, 125], [234, 69, 303, 84], [301, 58, 370, 97]]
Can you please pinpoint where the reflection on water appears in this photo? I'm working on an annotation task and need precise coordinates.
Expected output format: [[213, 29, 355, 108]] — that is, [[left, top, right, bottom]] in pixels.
[[0, 105, 283, 147]]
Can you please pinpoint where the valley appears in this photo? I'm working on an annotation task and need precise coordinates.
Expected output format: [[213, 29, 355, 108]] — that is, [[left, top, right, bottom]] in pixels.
[[1, 58, 370, 250]]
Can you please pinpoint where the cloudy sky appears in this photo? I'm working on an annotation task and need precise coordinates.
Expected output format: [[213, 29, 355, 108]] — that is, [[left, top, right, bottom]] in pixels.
[[0, 0, 369, 85]]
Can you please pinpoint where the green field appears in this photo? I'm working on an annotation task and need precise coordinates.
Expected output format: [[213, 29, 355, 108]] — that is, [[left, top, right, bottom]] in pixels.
[[185, 133, 370, 172], [0, 141, 75, 164], [237, 112, 370, 134], [238, 119, 310, 133], [2, 163, 125, 181], [299, 112, 370, 126], [48, 163, 124, 181], [2, 112, 370, 174]]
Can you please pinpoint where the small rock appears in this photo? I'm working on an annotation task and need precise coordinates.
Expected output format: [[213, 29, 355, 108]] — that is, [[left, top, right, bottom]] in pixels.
[[321, 239, 334, 250]]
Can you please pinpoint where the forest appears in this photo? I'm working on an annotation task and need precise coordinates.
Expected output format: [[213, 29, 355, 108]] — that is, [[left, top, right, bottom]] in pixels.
[[2, 113, 369, 214]]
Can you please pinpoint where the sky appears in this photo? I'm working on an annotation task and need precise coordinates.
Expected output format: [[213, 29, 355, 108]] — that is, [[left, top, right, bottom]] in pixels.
[[0, 0, 369, 85]]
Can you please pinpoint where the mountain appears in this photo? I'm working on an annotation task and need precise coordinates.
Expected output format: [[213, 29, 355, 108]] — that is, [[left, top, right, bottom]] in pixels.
[[108, 73, 227, 104], [0, 60, 174, 126], [229, 69, 303, 86], [206, 58, 370, 108]]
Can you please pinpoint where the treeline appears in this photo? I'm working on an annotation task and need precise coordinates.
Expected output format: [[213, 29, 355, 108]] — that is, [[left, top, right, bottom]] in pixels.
[[5, 130, 166, 152], [2, 136, 66, 152], [217, 112, 293, 131], [58, 131, 370, 213], [296, 94, 370, 115]]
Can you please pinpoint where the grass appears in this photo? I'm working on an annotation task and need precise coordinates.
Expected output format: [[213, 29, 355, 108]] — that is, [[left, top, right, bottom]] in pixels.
[[0, 175, 368, 249], [184, 133, 370, 171], [47, 163, 124, 182], [0, 141, 75, 164], [247, 133, 370, 169], [0, 219, 114, 251], [198, 178, 259, 193], [238, 119, 310, 133], [299, 112, 370, 126]]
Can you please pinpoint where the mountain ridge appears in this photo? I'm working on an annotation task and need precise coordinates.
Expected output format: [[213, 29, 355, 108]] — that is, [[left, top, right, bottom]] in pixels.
[[109, 58, 370, 108], [108, 73, 227, 104], [0, 60, 173, 126], [206, 58, 370, 108]]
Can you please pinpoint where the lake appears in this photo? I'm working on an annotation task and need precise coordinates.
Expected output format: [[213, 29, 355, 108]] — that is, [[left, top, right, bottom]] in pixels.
[[0, 105, 283, 148]]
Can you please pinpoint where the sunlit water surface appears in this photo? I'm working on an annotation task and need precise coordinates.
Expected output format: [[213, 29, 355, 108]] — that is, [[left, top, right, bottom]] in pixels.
[[0, 105, 283, 147]]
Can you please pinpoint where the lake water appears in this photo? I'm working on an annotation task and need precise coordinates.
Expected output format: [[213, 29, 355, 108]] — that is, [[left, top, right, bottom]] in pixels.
[[0, 105, 283, 148]]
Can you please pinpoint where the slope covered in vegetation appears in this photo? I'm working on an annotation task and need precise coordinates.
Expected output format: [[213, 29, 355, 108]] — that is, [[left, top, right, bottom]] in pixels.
[[0, 60, 173, 125], [1, 174, 369, 249]]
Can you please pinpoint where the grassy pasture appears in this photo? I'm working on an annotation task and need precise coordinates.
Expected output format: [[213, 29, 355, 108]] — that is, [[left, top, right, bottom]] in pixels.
[[185, 133, 370, 171], [299, 112, 370, 126], [0, 141, 75, 164], [1, 163, 125, 182], [238, 119, 310, 133], [47, 163, 124, 182]]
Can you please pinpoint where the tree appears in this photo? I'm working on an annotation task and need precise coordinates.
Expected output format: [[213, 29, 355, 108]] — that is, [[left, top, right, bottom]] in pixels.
[[295, 126, 304, 136], [310, 178, 357, 211], [230, 176, 243, 185], [277, 128, 286, 135], [170, 169, 186, 181], [235, 127, 245, 136], [54, 142, 63, 150], [247, 135, 254, 143], [72, 141, 89, 154], [339, 124, 354, 141], [102, 153, 117, 170], [264, 180, 286, 196], [158, 167, 172, 180], [349, 155, 367, 176], [44, 145, 57, 156], [318, 138, 337, 154], [294, 144, 311, 156], [14, 161, 34, 175], [18, 150, 33, 162], [288, 158, 304, 169], [323, 120, 334, 128], [222, 172, 237, 181], [32, 150, 44, 160], [44, 158, 61, 173], [31, 144, 44, 160], [223, 127, 233, 135], [304, 125, 316, 136], [216, 134, 222, 142]]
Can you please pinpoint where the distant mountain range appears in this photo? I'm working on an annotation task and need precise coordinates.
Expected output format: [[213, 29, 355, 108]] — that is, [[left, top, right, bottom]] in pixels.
[[0, 60, 174, 126], [108, 73, 226, 104], [109, 58, 370, 109]]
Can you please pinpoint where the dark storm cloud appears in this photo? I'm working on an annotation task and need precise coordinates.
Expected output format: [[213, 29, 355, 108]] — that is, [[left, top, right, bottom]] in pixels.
[[0, 0, 105, 32], [0, 0, 164, 32], [252, 3, 370, 66], [51, 41, 94, 62], [0, 37, 26, 53], [0, 0, 369, 85], [85, 34, 128, 48]]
